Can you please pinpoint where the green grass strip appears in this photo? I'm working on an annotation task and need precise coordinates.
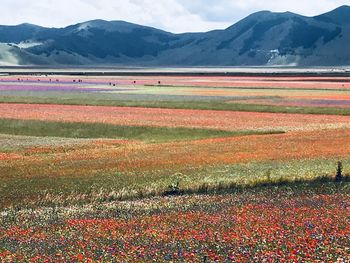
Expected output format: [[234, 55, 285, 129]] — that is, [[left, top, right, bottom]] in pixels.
[[0, 118, 283, 143]]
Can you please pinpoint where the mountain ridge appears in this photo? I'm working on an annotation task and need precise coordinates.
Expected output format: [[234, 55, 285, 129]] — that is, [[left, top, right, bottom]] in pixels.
[[0, 6, 349, 66]]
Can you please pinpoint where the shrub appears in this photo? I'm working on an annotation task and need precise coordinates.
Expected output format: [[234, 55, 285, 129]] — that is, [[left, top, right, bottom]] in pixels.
[[164, 181, 181, 196], [335, 161, 343, 182]]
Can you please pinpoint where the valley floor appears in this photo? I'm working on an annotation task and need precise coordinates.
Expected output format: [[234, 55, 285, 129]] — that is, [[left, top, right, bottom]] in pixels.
[[0, 72, 349, 261]]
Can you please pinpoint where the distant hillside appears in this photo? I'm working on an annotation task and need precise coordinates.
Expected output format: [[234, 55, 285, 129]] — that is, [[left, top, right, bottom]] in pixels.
[[0, 6, 350, 66]]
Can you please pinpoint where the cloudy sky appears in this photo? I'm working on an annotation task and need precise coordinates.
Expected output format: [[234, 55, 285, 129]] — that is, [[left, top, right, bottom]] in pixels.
[[1, 0, 349, 32]]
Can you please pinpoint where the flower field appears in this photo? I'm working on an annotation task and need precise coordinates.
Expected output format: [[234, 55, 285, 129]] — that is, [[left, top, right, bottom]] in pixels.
[[0, 73, 350, 261], [2, 103, 350, 132], [2, 74, 350, 116], [2, 75, 350, 89], [2, 129, 350, 178], [0, 186, 349, 262]]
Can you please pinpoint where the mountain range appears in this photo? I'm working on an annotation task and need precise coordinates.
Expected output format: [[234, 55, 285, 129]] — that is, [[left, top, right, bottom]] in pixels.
[[0, 5, 350, 66]]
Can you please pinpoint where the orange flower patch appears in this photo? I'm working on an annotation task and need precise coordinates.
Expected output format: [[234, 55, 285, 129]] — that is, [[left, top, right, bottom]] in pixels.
[[2, 129, 350, 177], [0, 153, 22, 161], [1, 103, 350, 132]]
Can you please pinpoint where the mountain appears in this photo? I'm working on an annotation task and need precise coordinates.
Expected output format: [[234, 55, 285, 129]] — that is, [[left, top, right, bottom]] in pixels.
[[0, 6, 350, 66]]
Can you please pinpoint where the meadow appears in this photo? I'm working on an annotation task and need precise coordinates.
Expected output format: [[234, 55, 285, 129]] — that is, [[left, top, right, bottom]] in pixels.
[[0, 73, 349, 261]]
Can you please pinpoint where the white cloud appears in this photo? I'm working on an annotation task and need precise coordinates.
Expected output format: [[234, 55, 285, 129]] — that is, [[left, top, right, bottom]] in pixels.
[[0, 0, 229, 32], [0, 0, 348, 33], [179, 0, 350, 23]]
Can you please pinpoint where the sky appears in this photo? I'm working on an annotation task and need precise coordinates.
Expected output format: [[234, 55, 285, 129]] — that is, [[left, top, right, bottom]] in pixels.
[[0, 0, 349, 33]]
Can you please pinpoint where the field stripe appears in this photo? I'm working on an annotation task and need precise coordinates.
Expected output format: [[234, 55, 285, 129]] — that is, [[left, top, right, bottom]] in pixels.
[[0, 119, 281, 143], [1, 103, 350, 132], [2, 128, 350, 177]]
